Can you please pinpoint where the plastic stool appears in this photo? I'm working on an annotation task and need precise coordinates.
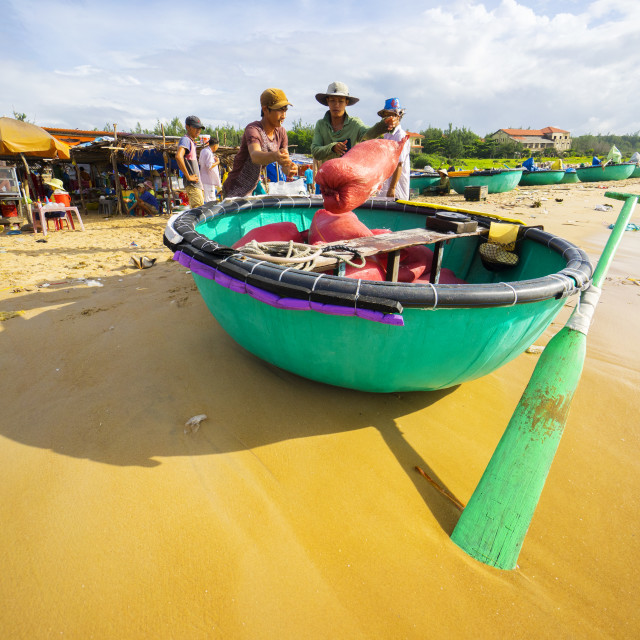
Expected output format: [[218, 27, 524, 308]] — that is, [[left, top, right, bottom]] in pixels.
[[98, 200, 115, 216]]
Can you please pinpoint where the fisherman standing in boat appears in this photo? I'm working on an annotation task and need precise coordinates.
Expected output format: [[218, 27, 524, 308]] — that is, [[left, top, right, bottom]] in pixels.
[[311, 82, 399, 163], [222, 88, 297, 198]]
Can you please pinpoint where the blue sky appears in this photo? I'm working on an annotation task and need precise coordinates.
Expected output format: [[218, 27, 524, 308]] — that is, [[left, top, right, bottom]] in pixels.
[[1, 0, 638, 137]]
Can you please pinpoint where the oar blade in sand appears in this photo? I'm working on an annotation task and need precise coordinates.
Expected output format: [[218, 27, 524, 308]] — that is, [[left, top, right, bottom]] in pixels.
[[451, 191, 638, 570]]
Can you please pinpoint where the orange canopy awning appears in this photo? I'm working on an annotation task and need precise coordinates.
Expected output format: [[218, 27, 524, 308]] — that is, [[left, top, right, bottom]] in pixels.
[[0, 117, 71, 160]]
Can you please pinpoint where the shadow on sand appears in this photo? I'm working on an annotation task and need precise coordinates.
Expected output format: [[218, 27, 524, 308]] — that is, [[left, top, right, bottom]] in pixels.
[[1, 264, 465, 533]]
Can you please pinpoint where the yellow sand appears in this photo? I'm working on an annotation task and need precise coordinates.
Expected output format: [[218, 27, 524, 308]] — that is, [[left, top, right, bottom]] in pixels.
[[1, 181, 639, 639]]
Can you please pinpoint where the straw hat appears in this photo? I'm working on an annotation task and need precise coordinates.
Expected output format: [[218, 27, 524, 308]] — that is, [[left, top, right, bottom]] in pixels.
[[315, 82, 359, 106], [44, 177, 64, 191]]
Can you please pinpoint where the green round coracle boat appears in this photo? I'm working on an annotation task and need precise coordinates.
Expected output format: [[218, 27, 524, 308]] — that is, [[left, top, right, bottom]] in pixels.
[[410, 171, 440, 194], [630, 165, 640, 178], [560, 169, 580, 183], [575, 163, 635, 182], [449, 168, 524, 194], [518, 169, 565, 186], [164, 196, 592, 393]]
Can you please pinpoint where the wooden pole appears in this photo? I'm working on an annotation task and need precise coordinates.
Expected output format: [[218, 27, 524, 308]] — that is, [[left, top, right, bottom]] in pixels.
[[451, 192, 638, 570], [162, 123, 173, 215], [111, 123, 123, 215], [18, 153, 34, 225], [72, 159, 88, 215]]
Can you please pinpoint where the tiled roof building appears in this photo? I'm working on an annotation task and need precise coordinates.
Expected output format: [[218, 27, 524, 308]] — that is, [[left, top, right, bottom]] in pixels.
[[490, 127, 571, 152]]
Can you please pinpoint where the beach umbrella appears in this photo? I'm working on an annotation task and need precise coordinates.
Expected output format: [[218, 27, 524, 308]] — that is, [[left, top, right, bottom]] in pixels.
[[0, 117, 70, 160]]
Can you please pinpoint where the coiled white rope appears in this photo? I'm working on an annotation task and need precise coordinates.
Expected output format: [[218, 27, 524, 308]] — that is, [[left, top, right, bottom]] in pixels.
[[237, 240, 366, 271]]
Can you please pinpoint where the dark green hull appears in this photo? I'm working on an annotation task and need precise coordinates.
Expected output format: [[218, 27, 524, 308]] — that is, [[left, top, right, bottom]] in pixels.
[[560, 170, 579, 184], [519, 170, 565, 186], [410, 174, 440, 193], [449, 169, 523, 194], [575, 163, 635, 182]]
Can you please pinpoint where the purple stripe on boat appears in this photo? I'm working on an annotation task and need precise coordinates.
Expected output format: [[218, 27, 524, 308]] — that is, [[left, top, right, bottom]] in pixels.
[[246, 284, 281, 306], [180, 253, 404, 325], [380, 314, 404, 326], [311, 302, 356, 316], [173, 250, 191, 268], [228, 279, 247, 294], [356, 308, 384, 322], [275, 298, 312, 310], [356, 308, 404, 326], [190, 262, 217, 279], [214, 271, 233, 288]]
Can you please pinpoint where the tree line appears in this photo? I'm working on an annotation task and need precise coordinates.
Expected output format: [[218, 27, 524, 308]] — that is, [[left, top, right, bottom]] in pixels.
[[131, 118, 640, 169], [10, 108, 633, 161]]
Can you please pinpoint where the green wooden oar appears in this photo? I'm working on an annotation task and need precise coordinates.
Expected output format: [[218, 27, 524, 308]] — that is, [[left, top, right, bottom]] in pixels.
[[451, 191, 638, 570]]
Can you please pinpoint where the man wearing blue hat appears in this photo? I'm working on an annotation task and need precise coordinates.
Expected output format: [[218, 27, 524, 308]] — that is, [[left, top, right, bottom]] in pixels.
[[377, 98, 410, 201]]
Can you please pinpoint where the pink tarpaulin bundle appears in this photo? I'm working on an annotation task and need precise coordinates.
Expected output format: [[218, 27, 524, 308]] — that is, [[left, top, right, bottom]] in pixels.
[[315, 136, 409, 213]]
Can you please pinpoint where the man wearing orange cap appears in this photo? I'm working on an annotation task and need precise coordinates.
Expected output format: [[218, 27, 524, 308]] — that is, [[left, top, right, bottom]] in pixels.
[[223, 88, 297, 198]]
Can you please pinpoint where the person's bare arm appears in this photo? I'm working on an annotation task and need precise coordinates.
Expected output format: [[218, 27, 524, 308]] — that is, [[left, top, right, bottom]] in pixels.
[[176, 146, 198, 183], [386, 162, 403, 198], [247, 142, 290, 166]]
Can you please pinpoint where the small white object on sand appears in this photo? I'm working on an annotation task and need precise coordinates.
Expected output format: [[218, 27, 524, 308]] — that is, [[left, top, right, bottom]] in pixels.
[[184, 414, 207, 434]]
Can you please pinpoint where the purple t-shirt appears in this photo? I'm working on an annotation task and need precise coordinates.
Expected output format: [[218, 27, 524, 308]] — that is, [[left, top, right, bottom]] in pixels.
[[223, 121, 288, 197], [178, 135, 203, 189]]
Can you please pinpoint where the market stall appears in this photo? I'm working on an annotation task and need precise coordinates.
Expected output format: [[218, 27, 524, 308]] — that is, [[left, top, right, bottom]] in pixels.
[[0, 117, 71, 229], [69, 133, 239, 216]]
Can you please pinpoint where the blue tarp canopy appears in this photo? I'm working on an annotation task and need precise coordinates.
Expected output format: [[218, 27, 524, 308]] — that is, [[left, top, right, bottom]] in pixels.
[[290, 153, 312, 166], [126, 148, 178, 169], [266, 162, 287, 182], [116, 148, 178, 175], [118, 163, 166, 174]]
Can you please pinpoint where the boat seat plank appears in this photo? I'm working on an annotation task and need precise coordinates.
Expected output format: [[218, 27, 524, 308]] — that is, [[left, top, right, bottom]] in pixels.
[[311, 227, 488, 280], [319, 227, 487, 256]]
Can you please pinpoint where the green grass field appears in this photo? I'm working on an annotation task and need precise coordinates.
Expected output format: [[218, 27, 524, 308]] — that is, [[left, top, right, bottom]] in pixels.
[[412, 156, 594, 170]]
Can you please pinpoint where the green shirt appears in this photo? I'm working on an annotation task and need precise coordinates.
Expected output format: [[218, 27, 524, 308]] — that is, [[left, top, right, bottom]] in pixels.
[[311, 111, 389, 162]]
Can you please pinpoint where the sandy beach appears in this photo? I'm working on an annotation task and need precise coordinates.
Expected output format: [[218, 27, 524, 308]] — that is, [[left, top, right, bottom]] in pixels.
[[1, 180, 639, 639]]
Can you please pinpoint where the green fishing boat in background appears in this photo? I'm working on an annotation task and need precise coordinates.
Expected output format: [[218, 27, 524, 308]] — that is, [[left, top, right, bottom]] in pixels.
[[409, 171, 440, 194], [518, 169, 565, 186], [575, 163, 635, 182], [449, 168, 523, 194], [560, 168, 580, 183]]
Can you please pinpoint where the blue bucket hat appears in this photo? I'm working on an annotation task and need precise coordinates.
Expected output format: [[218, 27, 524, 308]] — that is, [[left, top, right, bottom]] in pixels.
[[377, 97, 405, 118]]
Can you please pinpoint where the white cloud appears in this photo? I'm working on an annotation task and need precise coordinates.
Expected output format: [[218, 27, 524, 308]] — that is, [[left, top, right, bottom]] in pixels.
[[1, 0, 639, 136]]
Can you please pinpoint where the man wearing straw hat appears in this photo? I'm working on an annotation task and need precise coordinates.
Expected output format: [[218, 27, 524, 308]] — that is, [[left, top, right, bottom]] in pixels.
[[311, 82, 399, 164]]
